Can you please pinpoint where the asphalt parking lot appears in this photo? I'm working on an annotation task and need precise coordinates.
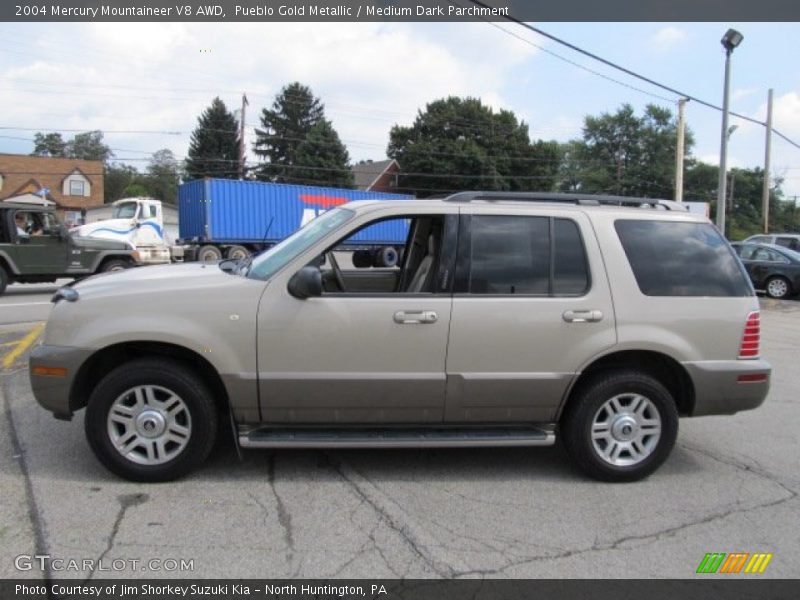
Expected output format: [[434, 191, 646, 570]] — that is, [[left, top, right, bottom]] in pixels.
[[1, 290, 798, 580]]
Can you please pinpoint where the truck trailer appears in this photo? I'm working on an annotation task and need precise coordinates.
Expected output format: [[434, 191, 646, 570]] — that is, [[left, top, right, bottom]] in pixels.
[[178, 179, 413, 262]]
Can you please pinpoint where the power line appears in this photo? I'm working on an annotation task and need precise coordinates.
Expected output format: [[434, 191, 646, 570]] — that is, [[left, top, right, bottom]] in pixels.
[[468, 0, 800, 152]]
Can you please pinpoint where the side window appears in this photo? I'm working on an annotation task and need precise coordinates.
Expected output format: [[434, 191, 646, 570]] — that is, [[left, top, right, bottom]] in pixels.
[[775, 237, 799, 251], [553, 218, 589, 295], [466, 216, 589, 296], [738, 244, 758, 260], [766, 249, 789, 264], [316, 215, 451, 295], [469, 216, 549, 294], [615, 220, 752, 297], [749, 236, 768, 244]]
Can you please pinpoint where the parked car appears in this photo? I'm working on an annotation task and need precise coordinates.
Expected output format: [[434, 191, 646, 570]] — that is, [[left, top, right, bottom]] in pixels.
[[731, 242, 800, 299], [743, 233, 800, 252], [0, 203, 140, 295], [30, 192, 770, 483]]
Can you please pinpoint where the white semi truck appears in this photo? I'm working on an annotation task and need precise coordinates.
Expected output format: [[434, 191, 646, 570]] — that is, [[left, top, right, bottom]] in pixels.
[[72, 198, 183, 264]]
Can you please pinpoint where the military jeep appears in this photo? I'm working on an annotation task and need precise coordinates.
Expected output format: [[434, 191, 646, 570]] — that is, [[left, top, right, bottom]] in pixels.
[[0, 203, 140, 295]]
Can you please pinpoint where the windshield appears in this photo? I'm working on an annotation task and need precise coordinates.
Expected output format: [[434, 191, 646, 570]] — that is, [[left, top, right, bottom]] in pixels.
[[246, 207, 355, 280], [112, 202, 138, 219]]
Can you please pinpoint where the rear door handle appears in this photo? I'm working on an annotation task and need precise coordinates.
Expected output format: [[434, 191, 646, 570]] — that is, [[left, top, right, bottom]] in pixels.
[[563, 309, 603, 323], [394, 310, 438, 324]]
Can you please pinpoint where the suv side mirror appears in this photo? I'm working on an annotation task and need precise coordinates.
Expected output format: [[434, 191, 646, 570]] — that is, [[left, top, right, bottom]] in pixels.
[[288, 266, 322, 299]]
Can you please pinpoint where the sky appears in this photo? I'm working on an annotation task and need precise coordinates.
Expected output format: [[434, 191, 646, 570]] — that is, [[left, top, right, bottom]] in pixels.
[[1, 21, 799, 200]]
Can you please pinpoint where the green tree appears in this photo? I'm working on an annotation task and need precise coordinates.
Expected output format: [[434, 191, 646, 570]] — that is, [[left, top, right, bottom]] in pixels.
[[185, 97, 240, 181], [387, 96, 560, 196], [565, 104, 692, 198], [66, 130, 114, 162], [290, 120, 353, 187], [104, 163, 141, 203], [253, 82, 325, 182], [684, 161, 797, 239], [31, 132, 67, 157], [146, 148, 181, 203]]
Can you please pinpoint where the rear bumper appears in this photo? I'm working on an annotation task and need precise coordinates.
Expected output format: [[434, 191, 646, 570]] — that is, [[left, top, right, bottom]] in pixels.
[[29, 344, 93, 420], [684, 359, 771, 416]]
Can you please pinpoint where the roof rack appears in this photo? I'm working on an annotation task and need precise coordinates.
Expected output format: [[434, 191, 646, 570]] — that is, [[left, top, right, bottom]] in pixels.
[[443, 191, 688, 211]]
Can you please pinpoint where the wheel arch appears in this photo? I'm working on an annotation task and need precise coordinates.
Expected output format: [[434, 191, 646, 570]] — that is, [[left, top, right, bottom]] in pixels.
[[70, 341, 230, 416], [558, 350, 695, 421]]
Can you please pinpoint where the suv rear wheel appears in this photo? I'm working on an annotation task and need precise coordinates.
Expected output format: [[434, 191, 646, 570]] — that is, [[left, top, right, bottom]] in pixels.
[[562, 370, 678, 482], [85, 358, 218, 482]]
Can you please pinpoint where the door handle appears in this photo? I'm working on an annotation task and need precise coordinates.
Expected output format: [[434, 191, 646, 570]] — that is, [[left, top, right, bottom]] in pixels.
[[394, 310, 438, 324], [563, 309, 603, 323]]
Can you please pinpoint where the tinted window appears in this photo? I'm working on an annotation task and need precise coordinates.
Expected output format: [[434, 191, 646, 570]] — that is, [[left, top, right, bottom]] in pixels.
[[468, 216, 589, 296], [554, 219, 589, 295], [470, 216, 549, 294], [615, 220, 752, 297]]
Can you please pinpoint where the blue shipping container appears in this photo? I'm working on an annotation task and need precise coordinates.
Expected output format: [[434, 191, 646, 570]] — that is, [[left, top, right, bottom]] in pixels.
[[178, 179, 413, 245]]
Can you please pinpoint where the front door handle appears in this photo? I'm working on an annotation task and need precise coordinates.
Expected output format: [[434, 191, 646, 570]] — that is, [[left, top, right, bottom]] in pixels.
[[563, 309, 603, 323], [394, 310, 438, 324]]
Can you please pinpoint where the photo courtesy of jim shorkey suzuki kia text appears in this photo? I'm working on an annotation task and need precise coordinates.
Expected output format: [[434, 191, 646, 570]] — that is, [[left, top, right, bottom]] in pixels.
[[1, 0, 799, 594], [15, 584, 385, 596]]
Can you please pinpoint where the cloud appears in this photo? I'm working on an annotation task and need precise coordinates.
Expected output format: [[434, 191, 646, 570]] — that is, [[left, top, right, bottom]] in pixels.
[[0, 22, 541, 167], [651, 27, 688, 50]]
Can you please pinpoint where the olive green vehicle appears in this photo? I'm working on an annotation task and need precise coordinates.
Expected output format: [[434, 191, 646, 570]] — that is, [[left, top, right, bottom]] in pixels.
[[0, 203, 139, 294], [29, 192, 771, 483]]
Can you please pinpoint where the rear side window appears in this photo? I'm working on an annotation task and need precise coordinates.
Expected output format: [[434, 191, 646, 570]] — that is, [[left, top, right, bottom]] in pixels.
[[466, 216, 589, 295], [615, 220, 752, 297]]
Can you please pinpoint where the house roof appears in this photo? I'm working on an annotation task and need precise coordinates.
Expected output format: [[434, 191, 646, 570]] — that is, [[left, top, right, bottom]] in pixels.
[[0, 153, 104, 210], [351, 159, 398, 190]]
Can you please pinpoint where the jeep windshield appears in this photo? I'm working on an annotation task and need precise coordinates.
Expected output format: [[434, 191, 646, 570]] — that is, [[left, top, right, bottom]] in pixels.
[[245, 207, 355, 281]]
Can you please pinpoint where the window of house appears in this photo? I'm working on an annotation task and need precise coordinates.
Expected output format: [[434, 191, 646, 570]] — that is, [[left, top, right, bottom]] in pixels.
[[69, 179, 85, 195]]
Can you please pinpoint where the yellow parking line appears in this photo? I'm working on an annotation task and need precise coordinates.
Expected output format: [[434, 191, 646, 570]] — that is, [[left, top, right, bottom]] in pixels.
[[2, 323, 45, 369]]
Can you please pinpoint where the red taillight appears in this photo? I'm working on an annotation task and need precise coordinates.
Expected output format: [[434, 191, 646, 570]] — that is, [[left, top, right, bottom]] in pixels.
[[738, 311, 760, 359]]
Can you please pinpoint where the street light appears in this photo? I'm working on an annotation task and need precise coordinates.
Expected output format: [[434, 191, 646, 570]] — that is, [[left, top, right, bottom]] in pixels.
[[716, 28, 744, 237]]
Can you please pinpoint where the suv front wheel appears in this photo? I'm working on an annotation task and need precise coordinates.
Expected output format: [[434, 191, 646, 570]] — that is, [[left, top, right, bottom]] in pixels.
[[562, 370, 678, 482], [85, 358, 218, 482]]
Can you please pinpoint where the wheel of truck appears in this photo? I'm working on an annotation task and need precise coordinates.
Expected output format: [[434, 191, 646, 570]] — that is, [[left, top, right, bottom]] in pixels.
[[561, 370, 678, 482], [0, 266, 8, 295], [85, 358, 218, 482], [101, 259, 131, 273], [374, 246, 399, 268], [197, 245, 223, 263], [225, 245, 250, 261]]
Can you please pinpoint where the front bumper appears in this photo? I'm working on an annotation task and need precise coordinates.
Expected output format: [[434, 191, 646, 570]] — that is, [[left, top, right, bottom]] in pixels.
[[29, 344, 94, 420], [685, 358, 771, 416], [135, 246, 172, 265]]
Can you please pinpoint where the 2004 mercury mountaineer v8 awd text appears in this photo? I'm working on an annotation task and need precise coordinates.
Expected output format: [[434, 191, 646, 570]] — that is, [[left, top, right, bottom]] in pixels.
[[29, 192, 770, 482]]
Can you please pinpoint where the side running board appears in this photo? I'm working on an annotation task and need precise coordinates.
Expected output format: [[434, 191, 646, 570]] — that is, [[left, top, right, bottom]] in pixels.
[[239, 426, 555, 449]]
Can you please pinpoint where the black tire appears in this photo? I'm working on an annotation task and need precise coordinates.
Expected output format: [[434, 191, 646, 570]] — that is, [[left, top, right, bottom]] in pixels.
[[765, 275, 791, 299], [85, 358, 218, 482], [197, 245, 223, 263], [561, 370, 678, 482], [101, 258, 131, 273], [373, 246, 399, 268], [0, 266, 8, 295], [225, 245, 250, 261]]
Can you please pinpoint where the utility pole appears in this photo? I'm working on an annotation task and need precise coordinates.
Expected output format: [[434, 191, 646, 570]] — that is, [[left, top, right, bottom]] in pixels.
[[762, 88, 774, 234], [239, 93, 249, 180], [674, 98, 688, 202]]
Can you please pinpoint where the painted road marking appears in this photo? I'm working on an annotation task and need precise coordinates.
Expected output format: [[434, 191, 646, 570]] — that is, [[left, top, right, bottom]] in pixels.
[[0, 302, 52, 308], [2, 323, 45, 369]]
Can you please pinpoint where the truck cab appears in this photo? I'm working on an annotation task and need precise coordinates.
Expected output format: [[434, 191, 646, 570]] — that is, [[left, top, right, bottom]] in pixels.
[[73, 197, 182, 264]]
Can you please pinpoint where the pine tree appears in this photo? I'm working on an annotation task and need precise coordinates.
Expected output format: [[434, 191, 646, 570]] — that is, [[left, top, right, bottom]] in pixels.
[[185, 97, 240, 181], [292, 120, 354, 187], [252, 82, 326, 182]]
